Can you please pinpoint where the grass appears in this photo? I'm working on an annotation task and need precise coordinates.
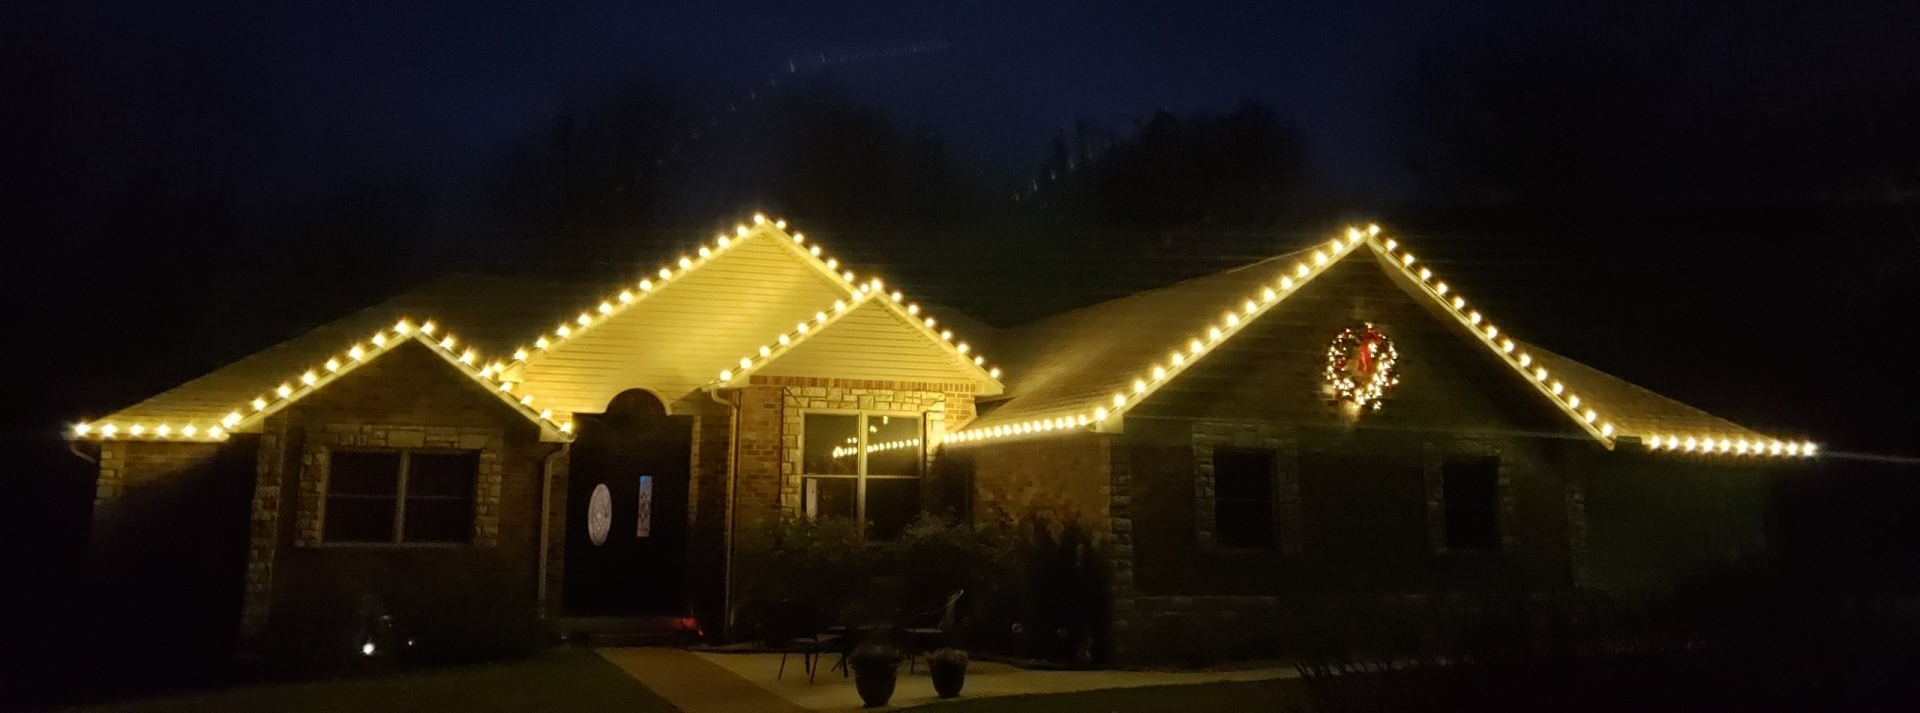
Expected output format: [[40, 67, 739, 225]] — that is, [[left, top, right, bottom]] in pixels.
[[75, 650, 677, 713], [916, 677, 1311, 712]]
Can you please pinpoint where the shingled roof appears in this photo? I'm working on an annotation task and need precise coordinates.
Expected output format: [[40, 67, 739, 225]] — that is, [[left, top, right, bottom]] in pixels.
[[951, 227, 1816, 458], [70, 218, 1814, 458], [72, 273, 588, 442], [70, 214, 1004, 441]]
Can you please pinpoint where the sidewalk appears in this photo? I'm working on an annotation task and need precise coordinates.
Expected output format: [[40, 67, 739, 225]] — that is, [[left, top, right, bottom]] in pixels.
[[602, 646, 1297, 712], [598, 648, 807, 713]]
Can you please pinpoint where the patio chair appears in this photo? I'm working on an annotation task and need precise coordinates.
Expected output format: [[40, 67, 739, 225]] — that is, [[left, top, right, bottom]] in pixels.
[[901, 589, 965, 673], [826, 576, 908, 678], [767, 599, 840, 683]]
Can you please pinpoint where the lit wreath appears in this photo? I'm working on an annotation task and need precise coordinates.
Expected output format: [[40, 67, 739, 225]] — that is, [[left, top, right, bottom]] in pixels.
[[1324, 323, 1401, 412]]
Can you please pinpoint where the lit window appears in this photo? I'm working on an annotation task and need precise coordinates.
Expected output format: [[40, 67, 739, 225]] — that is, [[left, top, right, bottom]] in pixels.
[[323, 449, 478, 544], [802, 413, 924, 539]]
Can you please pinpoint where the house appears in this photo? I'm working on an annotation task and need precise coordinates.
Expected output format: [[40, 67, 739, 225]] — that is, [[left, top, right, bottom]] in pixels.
[[69, 215, 1816, 665]]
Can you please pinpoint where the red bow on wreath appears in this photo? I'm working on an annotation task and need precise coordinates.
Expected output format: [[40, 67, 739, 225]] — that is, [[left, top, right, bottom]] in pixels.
[[1353, 327, 1381, 376]]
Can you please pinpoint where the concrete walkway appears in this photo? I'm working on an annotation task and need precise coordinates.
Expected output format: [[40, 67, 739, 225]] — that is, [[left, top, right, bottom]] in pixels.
[[601, 647, 1295, 712], [598, 648, 805, 713]]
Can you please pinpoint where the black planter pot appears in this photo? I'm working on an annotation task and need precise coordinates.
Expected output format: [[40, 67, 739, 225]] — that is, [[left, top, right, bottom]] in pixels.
[[929, 662, 966, 698], [852, 663, 899, 708]]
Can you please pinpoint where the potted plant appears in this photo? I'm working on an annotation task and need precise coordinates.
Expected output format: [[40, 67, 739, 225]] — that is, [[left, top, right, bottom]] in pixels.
[[927, 647, 969, 698], [850, 643, 904, 708]]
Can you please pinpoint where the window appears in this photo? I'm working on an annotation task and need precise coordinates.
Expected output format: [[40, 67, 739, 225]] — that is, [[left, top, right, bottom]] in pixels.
[[1442, 455, 1499, 551], [323, 449, 478, 544], [801, 412, 924, 539], [1213, 448, 1276, 549]]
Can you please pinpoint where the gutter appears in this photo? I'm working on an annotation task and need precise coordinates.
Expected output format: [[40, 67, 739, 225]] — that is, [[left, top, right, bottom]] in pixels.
[[705, 386, 743, 638], [536, 441, 570, 617], [67, 440, 99, 465]]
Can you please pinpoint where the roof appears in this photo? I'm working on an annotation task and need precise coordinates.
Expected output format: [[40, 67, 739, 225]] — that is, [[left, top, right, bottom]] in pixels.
[[69, 214, 1813, 458], [950, 226, 1817, 459], [69, 275, 579, 442], [72, 214, 1003, 440]]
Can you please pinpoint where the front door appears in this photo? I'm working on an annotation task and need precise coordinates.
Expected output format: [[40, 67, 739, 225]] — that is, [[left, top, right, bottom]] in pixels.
[[563, 391, 692, 616]]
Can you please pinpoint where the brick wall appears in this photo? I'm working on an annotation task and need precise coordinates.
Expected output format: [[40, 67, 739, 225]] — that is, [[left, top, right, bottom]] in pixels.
[[733, 376, 973, 519], [89, 438, 258, 667], [238, 342, 560, 662], [968, 431, 1113, 529], [686, 403, 733, 630], [93, 440, 242, 543]]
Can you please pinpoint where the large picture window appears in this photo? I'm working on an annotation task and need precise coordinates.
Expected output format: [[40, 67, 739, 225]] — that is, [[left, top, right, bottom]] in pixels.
[[323, 449, 478, 545], [801, 412, 924, 539]]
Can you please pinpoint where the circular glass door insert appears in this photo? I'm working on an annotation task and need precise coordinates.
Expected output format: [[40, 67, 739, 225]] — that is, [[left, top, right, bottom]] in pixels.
[[587, 483, 613, 546]]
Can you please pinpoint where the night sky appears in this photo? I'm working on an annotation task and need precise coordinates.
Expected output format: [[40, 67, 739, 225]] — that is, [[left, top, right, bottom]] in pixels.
[[4, 1, 1917, 465], [4, 2, 1920, 705]]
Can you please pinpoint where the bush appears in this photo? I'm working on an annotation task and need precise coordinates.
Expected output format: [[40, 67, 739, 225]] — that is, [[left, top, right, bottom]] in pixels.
[[731, 511, 869, 638], [874, 513, 1020, 619]]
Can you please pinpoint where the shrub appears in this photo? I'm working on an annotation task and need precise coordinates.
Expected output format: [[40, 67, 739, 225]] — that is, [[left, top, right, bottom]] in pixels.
[[731, 511, 870, 639]]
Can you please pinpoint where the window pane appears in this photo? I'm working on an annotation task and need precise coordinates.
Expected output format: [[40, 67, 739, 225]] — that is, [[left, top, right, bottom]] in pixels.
[[803, 414, 860, 475], [405, 498, 473, 543], [1443, 456, 1500, 551], [806, 477, 857, 520], [329, 451, 400, 495], [1214, 448, 1275, 549], [866, 478, 922, 540], [865, 415, 924, 476], [408, 452, 478, 498], [324, 497, 397, 543]]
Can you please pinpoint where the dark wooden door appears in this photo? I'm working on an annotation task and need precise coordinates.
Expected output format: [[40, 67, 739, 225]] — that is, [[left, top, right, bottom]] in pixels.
[[563, 392, 692, 616]]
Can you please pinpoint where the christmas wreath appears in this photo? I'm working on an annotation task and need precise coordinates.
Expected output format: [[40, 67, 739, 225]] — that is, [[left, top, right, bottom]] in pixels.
[[1324, 323, 1401, 411]]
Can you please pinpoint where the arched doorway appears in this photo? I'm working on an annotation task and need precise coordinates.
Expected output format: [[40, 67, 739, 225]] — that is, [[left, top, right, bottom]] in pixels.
[[562, 390, 692, 616]]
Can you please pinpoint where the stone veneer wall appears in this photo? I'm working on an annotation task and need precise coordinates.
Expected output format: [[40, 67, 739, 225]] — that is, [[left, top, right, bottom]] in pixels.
[[1107, 418, 1569, 664]]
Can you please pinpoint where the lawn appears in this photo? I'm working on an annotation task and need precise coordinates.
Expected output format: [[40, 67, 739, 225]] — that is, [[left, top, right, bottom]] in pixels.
[[75, 650, 677, 713], [923, 677, 1311, 712]]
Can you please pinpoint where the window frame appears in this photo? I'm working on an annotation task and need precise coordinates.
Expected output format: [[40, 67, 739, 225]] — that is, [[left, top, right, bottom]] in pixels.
[[1439, 454, 1502, 553], [1211, 446, 1280, 551], [799, 409, 926, 536], [319, 447, 479, 548]]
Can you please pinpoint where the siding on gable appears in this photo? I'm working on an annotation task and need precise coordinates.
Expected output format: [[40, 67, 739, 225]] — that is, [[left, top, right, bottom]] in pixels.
[[755, 302, 982, 385], [1126, 254, 1590, 435], [521, 236, 851, 415]]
